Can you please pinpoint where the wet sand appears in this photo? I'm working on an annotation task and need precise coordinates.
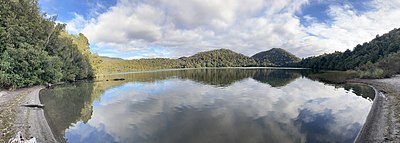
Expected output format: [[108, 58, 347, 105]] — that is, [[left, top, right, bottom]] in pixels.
[[0, 86, 56, 142], [354, 75, 400, 142]]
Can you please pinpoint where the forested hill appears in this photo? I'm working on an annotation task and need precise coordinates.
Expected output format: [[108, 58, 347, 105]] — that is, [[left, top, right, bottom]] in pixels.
[[252, 48, 301, 66], [97, 49, 258, 74], [297, 28, 400, 78], [97, 48, 305, 74], [180, 49, 257, 67], [0, 0, 100, 88]]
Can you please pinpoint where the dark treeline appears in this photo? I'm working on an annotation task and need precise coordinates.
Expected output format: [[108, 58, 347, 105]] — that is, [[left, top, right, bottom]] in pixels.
[[297, 28, 400, 78], [0, 0, 100, 88]]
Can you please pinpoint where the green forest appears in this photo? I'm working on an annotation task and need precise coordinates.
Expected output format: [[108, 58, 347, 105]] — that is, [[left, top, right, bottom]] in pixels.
[[0, 0, 100, 88], [252, 48, 301, 66], [179, 49, 257, 68], [297, 28, 400, 78]]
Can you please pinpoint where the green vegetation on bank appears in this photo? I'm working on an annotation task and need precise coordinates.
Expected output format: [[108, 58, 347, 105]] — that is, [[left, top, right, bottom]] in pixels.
[[98, 57, 182, 74], [297, 28, 400, 78], [0, 0, 98, 88]]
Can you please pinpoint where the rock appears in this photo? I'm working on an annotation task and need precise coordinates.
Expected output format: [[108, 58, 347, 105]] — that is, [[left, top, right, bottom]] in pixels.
[[8, 131, 37, 143]]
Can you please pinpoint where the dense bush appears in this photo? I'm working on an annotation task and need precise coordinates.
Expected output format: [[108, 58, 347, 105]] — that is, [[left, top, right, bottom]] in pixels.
[[0, 0, 98, 88], [297, 28, 400, 78], [357, 52, 400, 78]]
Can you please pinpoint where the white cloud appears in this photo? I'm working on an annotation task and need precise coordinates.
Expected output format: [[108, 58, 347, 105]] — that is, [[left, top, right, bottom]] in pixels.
[[65, 0, 400, 58], [64, 13, 88, 34], [299, 1, 400, 57]]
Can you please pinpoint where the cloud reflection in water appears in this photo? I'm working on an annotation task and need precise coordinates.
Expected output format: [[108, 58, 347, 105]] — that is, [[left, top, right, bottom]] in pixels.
[[62, 77, 371, 143]]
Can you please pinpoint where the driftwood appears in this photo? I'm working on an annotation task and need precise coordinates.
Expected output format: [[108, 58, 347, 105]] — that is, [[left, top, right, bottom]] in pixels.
[[113, 78, 125, 81], [21, 104, 45, 109]]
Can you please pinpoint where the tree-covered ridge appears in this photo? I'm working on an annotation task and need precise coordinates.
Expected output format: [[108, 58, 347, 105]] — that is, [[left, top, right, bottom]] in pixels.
[[0, 0, 97, 88], [297, 28, 400, 70], [180, 49, 257, 68], [296, 28, 400, 78], [251, 48, 301, 66], [97, 48, 260, 74], [97, 48, 304, 74]]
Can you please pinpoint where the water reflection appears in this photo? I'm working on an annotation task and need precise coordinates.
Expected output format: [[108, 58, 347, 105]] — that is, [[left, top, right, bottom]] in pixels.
[[95, 68, 303, 87], [40, 69, 373, 143], [40, 83, 96, 142]]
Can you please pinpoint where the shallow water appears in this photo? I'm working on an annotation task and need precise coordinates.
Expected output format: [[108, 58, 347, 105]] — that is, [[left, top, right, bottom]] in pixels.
[[40, 68, 374, 143]]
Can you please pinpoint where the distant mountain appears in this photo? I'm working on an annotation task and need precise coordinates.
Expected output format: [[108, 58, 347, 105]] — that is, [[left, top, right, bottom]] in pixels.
[[252, 48, 301, 66], [181, 49, 257, 67]]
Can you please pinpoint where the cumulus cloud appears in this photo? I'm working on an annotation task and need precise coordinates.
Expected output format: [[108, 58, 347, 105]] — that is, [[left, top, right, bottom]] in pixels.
[[64, 13, 88, 34], [69, 0, 400, 58]]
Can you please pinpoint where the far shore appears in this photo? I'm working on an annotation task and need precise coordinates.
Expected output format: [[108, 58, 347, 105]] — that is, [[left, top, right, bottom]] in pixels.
[[0, 71, 399, 143], [95, 66, 309, 76]]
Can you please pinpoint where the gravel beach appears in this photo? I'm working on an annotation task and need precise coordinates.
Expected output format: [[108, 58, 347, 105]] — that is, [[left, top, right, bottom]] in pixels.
[[0, 86, 56, 143], [354, 75, 400, 142]]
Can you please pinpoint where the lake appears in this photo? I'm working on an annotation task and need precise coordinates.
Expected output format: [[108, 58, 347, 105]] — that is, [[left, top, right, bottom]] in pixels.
[[40, 68, 375, 143]]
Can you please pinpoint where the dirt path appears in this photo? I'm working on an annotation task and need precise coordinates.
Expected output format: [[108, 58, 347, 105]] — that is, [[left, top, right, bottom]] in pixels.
[[0, 86, 56, 142], [354, 75, 400, 143]]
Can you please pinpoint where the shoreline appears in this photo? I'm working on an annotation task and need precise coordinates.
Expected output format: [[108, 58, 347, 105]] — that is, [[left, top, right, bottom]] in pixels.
[[0, 86, 56, 142], [352, 75, 400, 142], [354, 85, 385, 142]]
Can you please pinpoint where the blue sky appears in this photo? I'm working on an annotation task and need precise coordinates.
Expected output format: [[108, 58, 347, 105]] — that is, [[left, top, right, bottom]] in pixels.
[[39, 0, 400, 59], [39, 0, 116, 21]]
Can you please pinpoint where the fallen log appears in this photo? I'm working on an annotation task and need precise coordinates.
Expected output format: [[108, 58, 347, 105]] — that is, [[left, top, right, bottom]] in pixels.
[[21, 104, 45, 109]]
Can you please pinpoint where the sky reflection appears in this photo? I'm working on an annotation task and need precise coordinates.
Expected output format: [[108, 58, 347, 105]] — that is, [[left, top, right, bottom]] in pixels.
[[61, 77, 371, 143]]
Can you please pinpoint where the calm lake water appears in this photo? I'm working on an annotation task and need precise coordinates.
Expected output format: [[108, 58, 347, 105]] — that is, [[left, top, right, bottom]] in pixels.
[[40, 68, 375, 143]]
